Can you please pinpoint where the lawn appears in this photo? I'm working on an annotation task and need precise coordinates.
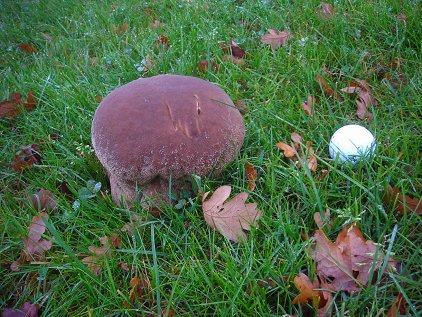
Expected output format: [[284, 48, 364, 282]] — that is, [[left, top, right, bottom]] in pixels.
[[0, 0, 421, 316]]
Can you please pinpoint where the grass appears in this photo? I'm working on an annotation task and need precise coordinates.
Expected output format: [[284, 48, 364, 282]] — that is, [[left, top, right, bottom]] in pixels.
[[0, 0, 421, 316]]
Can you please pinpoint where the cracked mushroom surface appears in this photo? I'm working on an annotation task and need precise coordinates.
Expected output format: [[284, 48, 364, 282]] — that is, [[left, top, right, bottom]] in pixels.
[[91, 74, 245, 205]]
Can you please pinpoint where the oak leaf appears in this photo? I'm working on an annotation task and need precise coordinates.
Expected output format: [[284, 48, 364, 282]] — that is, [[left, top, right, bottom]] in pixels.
[[245, 161, 257, 191], [202, 185, 262, 242], [312, 225, 397, 292], [386, 185, 421, 215], [261, 29, 291, 50]]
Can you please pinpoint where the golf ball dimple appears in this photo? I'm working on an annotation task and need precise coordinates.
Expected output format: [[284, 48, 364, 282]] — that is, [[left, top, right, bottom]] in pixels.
[[329, 125, 376, 164]]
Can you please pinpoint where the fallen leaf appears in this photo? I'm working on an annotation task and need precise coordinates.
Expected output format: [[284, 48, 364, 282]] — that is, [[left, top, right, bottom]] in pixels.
[[314, 209, 331, 231], [119, 261, 131, 271], [23, 212, 52, 261], [387, 293, 407, 317], [0, 92, 22, 119], [302, 95, 316, 116], [312, 225, 397, 292], [150, 19, 164, 28], [341, 80, 377, 120], [40, 32, 53, 41], [113, 22, 128, 33], [32, 189, 56, 212], [221, 54, 245, 65], [235, 100, 248, 115], [261, 29, 291, 50], [396, 14, 407, 22], [10, 144, 42, 171], [83, 234, 122, 274], [202, 185, 262, 242], [386, 185, 421, 215], [316, 75, 342, 101], [57, 181, 73, 198], [156, 35, 170, 48], [219, 40, 246, 59], [95, 95, 103, 103], [197, 59, 219, 73], [276, 142, 296, 158], [2, 302, 39, 317], [23, 91, 37, 110], [245, 161, 258, 191], [306, 142, 318, 173], [17, 43, 37, 54], [291, 132, 303, 146], [142, 54, 154, 71], [316, 2, 335, 19], [82, 256, 102, 276]]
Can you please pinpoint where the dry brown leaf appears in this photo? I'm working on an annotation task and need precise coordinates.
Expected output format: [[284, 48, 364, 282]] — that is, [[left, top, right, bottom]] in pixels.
[[235, 99, 248, 115], [23, 212, 52, 261], [291, 132, 303, 147], [10, 144, 42, 171], [317, 2, 335, 19], [0, 92, 22, 119], [113, 22, 128, 33], [314, 209, 331, 231], [2, 302, 39, 317], [156, 34, 170, 48], [306, 142, 318, 173], [245, 161, 258, 191], [312, 225, 397, 292], [396, 14, 407, 22], [32, 189, 56, 212], [386, 185, 421, 215], [302, 95, 316, 116], [17, 43, 37, 54], [221, 54, 245, 65], [219, 40, 246, 59], [83, 235, 122, 274], [82, 256, 102, 276], [316, 75, 342, 101], [197, 59, 219, 73], [341, 80, 377, 120], [261, 29, 291, 50], [387, 293, 407, 317], [202, 185, 262, 242], [276, 142, 296, 158]]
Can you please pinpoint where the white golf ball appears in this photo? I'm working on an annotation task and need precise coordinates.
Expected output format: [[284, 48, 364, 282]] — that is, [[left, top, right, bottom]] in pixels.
[[329, 125, 376, 164]]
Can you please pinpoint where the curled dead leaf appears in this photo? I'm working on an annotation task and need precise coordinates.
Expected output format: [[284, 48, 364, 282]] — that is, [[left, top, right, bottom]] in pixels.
[[245, 161, 258, 191], [219, 40, 246, 59], [341, 80, 377, 121], [11, 144, 42, 171], [316, 75, 342, 101], [276, 142, 296, 158], [32, 189, 56, 212], [202, 185, 262, 242], [386, 185, 421, 215], [221, 54, 245, 65], [197, 59, 219, 73], [302, 95, 316, 116], [387, 293, 407, 317], [23, 212, 52, 261]]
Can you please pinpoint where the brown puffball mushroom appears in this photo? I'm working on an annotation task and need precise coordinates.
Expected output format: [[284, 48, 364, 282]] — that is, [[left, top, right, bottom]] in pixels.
[[91, 74, 245, 206]]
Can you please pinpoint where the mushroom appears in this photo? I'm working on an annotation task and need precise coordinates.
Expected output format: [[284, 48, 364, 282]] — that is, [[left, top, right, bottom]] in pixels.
[[91, 74, 245, 206]]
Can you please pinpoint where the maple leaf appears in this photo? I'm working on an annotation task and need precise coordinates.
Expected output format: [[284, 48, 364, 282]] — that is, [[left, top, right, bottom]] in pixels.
[[341, 80, 378, 120], [2, 302, 39, 317], [312, 225, 397, 292], [32, 189, 56, 212], [202, 185, 262, 242], [316, 75, 342, 101], [316, 2, 335, 19], [219, 40, 246, 59], [23, 212, 52, 261], [261, 29, 291, 50], [10, 144, 42, 171], [245, 161, 258, 191], [302, 95, 316, 116], [17, 43, 37, 54], [386, 185, 421, 215]]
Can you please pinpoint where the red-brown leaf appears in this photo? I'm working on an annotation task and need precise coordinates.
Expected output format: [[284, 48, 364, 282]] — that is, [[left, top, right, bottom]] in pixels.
[[113, 22, 128, 33], [220, 40, 246, 59], [245, 161, 258, 191], [0, 93, 23, 119], [317, 2, 335, 19], [302, 95, 316, 116], [2, 302, 39, 317], [386, 185, 421, 215], [316, 75, 342, 101], [276, 142, 296, 158], [156, 35, 170, 48], [221, 54, 245, 65], [261, 29, 291, 50], [24, 90, 37, 111], [17, 43, 37, 54], [32, 189, 56, 212], [197, 59, 219, 73], [23, 212, 52, 260], [387, 293, 407, 317], [10, 144, 42, 171], [314, 209, 331, 231]]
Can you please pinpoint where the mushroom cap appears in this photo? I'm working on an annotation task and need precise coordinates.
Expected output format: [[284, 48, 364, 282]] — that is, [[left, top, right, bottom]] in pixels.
[[92, 74, 245, 204]]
